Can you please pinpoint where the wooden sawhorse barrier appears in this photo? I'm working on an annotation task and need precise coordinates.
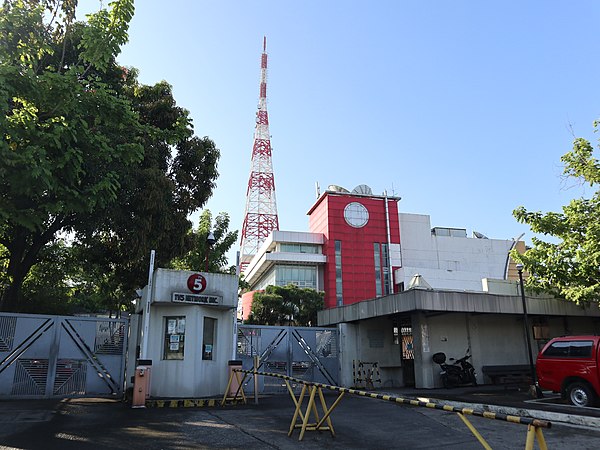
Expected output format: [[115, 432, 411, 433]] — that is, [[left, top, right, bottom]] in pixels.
[[222, 369, 551, 448], [285, 381, 345, 441]]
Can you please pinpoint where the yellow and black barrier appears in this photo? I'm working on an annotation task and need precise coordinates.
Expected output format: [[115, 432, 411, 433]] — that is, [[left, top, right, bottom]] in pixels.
[[223, 368, 551, 449]]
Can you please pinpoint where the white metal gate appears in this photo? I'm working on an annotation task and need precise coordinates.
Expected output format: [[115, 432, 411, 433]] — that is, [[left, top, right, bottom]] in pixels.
[[237, 325, 339, 393], [0, 313, 128, 399]]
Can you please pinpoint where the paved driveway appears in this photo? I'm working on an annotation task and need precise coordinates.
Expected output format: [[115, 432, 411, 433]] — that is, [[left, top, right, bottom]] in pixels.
[[1, 394, 599, 449]]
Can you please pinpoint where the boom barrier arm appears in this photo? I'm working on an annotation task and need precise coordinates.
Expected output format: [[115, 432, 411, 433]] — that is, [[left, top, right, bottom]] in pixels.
[[223, 369, 551, 449]]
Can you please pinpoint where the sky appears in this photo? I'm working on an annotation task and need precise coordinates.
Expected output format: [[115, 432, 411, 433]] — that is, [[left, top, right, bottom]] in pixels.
[[83, 1, 600, 265]]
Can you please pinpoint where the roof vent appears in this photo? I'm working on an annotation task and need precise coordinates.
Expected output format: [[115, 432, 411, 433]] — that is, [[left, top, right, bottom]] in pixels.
[[408, 274, 433, 290]]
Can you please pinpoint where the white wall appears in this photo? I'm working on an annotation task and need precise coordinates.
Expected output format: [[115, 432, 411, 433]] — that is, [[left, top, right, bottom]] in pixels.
[[338, 310, 600, 389], [397, 213, 513, 291], [338, 319, 404, 388], [131, 269, 238, 398], [144, 304, 234, 398]]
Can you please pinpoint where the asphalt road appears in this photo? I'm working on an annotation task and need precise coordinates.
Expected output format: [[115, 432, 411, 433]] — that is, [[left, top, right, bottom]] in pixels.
[[1, 394, 600, 450]]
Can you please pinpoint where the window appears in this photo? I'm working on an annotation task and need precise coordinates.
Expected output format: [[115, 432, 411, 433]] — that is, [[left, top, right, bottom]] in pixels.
[[374, 243, 382, 297], [202, 317, 217, 360], [279, 243, 319, 254], [275, 265, 317, 288], [344, 202, 369, 228], [382, 243, 390, 295], [335, 240, 343, 306], [163, 316, 186, 360], [543, 340, 593, 358]]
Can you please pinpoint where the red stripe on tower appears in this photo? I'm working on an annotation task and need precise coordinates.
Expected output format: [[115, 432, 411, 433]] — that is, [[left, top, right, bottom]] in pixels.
[[240, 37, 279, 272]]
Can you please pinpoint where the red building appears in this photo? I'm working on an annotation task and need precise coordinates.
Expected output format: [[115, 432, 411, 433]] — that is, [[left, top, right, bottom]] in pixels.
[[307, 186, 401, 308], [241, 185, 402, 317]]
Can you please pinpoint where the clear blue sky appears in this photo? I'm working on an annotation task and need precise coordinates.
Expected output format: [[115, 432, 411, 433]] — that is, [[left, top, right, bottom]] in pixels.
[[86, 1, 600, 264]]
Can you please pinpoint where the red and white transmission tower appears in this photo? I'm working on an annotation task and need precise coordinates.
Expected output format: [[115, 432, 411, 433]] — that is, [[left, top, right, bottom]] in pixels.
[[240, 37, 279, 272]]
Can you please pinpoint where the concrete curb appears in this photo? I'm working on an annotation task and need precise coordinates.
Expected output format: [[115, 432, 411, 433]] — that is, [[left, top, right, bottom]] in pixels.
[[427, 398, 600, 428]]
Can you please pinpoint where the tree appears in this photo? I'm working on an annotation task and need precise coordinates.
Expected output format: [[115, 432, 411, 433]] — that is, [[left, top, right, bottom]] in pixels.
[[0, 0, 141, 311], [246, 284, 324, 326], [1, 1, 221, 312], [513, 123, 600, 305], [170, 210, 238, 273], [71, 76, 220, 307]]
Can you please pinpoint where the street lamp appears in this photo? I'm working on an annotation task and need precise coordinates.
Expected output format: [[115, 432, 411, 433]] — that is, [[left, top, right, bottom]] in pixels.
[[516, 263, 543, 398], [205, 232, 216, 272]]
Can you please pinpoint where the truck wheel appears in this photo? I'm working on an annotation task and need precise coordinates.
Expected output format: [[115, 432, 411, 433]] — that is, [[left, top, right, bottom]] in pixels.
[[566, 382, 596, 407]]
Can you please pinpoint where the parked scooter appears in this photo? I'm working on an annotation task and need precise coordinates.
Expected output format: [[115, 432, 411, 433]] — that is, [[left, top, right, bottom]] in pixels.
[[432, 349, 477, 388]]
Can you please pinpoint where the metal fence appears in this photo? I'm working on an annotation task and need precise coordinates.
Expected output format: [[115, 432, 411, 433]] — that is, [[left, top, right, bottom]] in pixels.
[[237, 324, 339, 393], [0, 313, 128, 399]]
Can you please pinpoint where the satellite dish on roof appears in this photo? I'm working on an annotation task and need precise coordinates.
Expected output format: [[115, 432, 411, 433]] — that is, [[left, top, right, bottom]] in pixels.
[[473, 231, 489, 239], [351, 184, 373, 195], [328, 185, 350, 193]]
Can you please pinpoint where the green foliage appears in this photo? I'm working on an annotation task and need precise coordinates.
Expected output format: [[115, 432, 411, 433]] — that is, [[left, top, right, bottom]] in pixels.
[[0, 0, 142, 311], [246, 284, 324, 326], [0, 1, 220, 313], [72, 76, 220, 306], [170, 210, 238, 273], [80, 0, 134, 71], [513, 124, 600, 305]]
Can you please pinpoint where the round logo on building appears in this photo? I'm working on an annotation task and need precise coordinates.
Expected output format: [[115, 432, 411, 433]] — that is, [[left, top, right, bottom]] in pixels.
[[187, 273, 207, 293], [344, 202, 369, 228]]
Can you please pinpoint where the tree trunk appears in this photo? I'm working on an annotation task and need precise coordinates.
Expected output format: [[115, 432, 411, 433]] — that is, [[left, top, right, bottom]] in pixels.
[[0, 222, 64, 312]]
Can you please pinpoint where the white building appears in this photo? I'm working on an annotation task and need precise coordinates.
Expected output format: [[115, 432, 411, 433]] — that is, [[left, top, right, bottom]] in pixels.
[[395, 213, 518, 292]]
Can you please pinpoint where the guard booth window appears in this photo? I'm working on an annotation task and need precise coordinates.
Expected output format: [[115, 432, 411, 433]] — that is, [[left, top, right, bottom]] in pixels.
[[164, 316, 186, 360], [202, 317, 217, 360]]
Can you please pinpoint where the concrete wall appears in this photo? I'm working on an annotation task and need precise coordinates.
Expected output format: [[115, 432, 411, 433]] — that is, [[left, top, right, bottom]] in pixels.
[[338, 319, 403, 388], [131, 269, 238, 398], [339, 310, 600, 389], [143, 303, 234, 398]]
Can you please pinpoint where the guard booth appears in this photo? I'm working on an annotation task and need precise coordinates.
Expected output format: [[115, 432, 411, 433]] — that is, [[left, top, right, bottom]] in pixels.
[[128, 269, 238, 398]]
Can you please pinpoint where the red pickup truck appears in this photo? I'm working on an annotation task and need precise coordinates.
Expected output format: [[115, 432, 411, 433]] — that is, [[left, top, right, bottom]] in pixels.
[[536, 335, 600, 407]]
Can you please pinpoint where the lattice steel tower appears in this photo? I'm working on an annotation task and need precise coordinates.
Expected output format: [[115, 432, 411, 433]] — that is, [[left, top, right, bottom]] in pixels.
[[240, 37, 279, 272]]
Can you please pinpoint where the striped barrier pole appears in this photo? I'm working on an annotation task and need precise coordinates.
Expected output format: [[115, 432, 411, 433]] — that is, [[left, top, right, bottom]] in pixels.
[[231, 369, 551, 447]]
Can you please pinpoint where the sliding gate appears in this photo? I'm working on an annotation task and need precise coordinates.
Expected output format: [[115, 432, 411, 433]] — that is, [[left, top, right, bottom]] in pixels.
[[237, 325, 339, 393], [0, 313, 128, 399]]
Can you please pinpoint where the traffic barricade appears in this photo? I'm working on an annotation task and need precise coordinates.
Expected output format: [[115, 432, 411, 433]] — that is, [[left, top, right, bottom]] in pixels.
[[222, 368, 551, 449]]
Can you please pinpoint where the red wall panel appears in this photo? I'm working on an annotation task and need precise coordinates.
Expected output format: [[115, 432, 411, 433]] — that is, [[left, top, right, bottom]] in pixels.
[[309, 193, 401, 309]]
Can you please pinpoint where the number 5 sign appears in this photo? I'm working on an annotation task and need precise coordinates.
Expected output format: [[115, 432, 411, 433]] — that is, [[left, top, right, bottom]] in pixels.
[[187, 274, 207, 293]]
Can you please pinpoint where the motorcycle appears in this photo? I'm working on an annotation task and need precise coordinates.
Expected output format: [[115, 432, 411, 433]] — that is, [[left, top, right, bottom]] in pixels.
[[432, 349, 477, 388]]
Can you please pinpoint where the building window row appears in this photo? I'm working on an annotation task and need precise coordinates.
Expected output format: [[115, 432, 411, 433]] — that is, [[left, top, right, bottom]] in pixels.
[[275, 265, 317, 289], [335, 240, 343, 306], [374, 242, 391, 297], [279, 243, 320, 254]]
